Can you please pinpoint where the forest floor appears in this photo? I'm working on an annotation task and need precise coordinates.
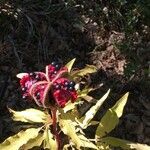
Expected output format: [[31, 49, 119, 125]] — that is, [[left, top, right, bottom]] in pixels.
[[0, 0, 150, 147]]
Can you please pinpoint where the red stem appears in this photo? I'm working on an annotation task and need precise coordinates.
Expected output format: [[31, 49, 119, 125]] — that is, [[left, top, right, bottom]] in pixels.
[[51, 108, 61, 150]]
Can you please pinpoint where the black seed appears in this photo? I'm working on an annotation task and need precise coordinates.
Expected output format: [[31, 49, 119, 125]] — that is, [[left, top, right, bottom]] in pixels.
[[36, 92, 40, 99], [29, 72, 36, 78], [22, 95, 27, 99], [35, 74, 40, 80], [55, 64, 61, 70], [51, 61, 57, 66], [68, 86, 75, 91], [69, 81, 75, 87], [22, 87, 27, 92]]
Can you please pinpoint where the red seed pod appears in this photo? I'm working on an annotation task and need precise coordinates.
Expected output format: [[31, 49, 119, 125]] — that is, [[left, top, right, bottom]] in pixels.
[[17, 63, 78, 108]]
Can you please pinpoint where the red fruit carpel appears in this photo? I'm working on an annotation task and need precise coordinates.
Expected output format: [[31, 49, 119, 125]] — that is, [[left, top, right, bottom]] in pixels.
[[52, 78, 77, 107], [17, 63, 78, 108], [30, 81, 49, 107], [18, 72, 47, 100], [46, 64, 68, 82]]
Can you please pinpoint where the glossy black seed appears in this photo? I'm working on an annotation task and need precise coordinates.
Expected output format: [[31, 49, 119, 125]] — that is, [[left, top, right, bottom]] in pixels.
[[35, 74, 41, 80], [51, 61, 57, 66], [36, 92, 40, 99], [55, 64, 61, 70], [68, 86, 75, 91], [22, 95, 27, 99], [69, 81, 75, 87], [22, 87, 27, 92], [29, 72, 36, 78]]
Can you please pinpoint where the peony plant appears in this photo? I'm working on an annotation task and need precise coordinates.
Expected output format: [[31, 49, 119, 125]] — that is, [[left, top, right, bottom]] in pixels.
[[0, 58, 149, 150]]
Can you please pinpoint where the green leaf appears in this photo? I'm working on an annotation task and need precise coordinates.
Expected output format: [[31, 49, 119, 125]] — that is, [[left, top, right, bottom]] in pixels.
[[65, 58, 76, 72], [78, 87, 93, 98], [21, 133, 44, 149], [63, 100, 83, 113], [78, 134, 98, 149], [111, 92, 129, 118], [96, 109, 119, 139], [59, 118, 98, 149], [0, 128, 41, 150], [72, 65, 97, 77], [59, 108, 78, 125], [96, 93, 129, 139], [9, 108, 47, 123], [76, 89, 110, 129], [100, 137, 150, 150], [43, 127, 57, 150], [97, 142, 110, 150], [63, 144, 71, 150]]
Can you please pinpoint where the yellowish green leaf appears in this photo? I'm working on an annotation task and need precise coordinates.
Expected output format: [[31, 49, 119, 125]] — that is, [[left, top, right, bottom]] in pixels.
[[96, 109, 119, 139], [20, 132, 44, 150], [63, 100, 83, 113], [90, 121, 99, 126], [63, 144, 71, 150], [129, 143, 150, 150], [111, 92, 129, 118], [59, 118, 98, 149], [78, 87, 93, 98], [65, 58, 76, 72], [72, 65, 97, 77], [0, 128, 41, 150], [9, 108, 47, 123], [76, 89, 110, 129], [97, 142, 111, 150], [96, 93, 129, 139], [59, 108, 78, 126], [78, 134, 98, 149], [100, 137, 150, 150], [81, 95, 94, 102], [43, 127, 57, 150]]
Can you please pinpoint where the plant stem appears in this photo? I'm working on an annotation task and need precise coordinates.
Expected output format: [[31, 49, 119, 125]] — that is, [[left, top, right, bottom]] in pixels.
[[51, 108, 60, 150]]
